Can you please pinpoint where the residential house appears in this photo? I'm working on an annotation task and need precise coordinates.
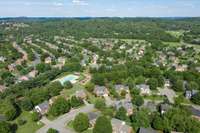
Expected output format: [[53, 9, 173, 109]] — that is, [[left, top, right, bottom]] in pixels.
[[93, 86, 109, 97], [138, 127, 158, 133], [75, 90, 87, 100], [185, 90, 199, 99], [45, 57, 52, 64], [160, 104, 171, 114], [87, 112, 100, 126], [114, 84, 129, 94], [0, 56, 6, 62], [0, 85, 6, 92], [35, 101, 49, 115], [17, 76, 29, 83], [136, 84, 151, 95], [0, 114, 6, 122], [143, 102, 157, 112], [111, 118, 133, 133], [175, 64, 188, 72], [7, 63, 16, 72], [188, 106, 200, 120], [58, 57, 65, 65], [115, 99, 133, 115], [164, 79, 171, 87], [28, 70, 38, 78]]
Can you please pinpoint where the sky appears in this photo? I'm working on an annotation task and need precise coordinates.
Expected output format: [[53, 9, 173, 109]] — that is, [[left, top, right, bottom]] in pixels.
[[0, 0, 200, 17]]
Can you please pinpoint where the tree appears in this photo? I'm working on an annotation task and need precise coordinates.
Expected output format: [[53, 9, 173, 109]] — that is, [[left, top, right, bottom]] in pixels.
[[131, 109, 150, 130], [173, 80, 184, 92], [36, 63, 51, 73], [47, 128, 58, 133], [93, 116, 112, 133], [115, 107, 127, 121], [85, 82, 95, 92], [187, 81, 199, 90], [152, 115, 164, 130], [28, 88, 49, 105], [20, 98, 33, 111], [73, 113, 89, 132], [157, 75, 165, 87], [17, 118, 26, 125], [0, 100, 17, 121], [147, 78, 158, 90], [47, 81, 63, 97], [133, 96, 144, 107], [94, 98, 106, 110], [64, 81, 73, 89], [48, 97, 71, 116], [191, 92, 200, 105], [31, 112, 40, 122], [0, 121, 12, 133], [70, 96, 83, 108]]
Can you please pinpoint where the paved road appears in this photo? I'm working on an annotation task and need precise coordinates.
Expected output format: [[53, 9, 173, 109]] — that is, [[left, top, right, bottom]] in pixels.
[[37, 104, 94, 133]]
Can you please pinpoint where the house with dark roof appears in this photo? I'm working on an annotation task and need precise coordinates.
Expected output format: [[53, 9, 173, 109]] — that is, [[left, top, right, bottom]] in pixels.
[[160, 104, 171, 114], [138, 127, 158, 133], [111, 118, 133, 133], [35, 101, 49, 115], [87, 112, 100, 126]]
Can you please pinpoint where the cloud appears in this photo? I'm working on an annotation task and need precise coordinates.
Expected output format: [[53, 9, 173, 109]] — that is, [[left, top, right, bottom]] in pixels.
[[53, 2, 64, 7], [72, 0, 88, 6], [105, 8, 116, 12]]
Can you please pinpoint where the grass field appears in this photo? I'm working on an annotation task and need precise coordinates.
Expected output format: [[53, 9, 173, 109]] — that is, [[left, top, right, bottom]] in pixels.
[[61, 83, 85, 98], [13, 111, 43, 133]]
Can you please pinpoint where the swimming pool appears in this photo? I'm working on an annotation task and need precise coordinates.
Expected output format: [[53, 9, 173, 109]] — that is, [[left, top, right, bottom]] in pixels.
[[55, 74, 79, 85]]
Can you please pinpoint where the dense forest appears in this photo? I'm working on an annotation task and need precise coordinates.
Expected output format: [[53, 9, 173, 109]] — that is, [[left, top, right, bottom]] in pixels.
[[0, 17, 200, 44]]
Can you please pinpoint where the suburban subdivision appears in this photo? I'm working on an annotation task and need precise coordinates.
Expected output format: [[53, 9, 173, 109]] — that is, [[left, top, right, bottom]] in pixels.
[[0, 17, 200, 133]]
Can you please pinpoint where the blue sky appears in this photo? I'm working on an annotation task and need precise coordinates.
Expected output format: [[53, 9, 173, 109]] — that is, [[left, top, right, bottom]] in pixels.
[[0, 0, 200, 17]]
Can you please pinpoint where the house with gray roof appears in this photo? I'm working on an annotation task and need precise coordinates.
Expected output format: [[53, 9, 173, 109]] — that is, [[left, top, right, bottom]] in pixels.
[[0, 114, 6, 122], [188, 106, 200, 120], [160, 104, 171, 114], [115, 99, 133, 115], [143, 102, 157, 112], [136, 84, 151, 95], [138, 127, 158, 133], [35, 101, 49, 115], [93, 86, 109, 97], [114, 84, 129, 94], [111, 118, 133, 133], [75, 90, 87, 100], [185, 90, 199, 99], [87, 112, 100, 126]]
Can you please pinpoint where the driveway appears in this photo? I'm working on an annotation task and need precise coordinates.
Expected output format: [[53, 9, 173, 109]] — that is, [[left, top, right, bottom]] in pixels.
[[37, 104, 94, 133], [158, 87, 177, 104]]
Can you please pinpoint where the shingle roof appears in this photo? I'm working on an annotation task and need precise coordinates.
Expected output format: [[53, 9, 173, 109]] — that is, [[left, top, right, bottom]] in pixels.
[[139, 127, 158, 133], [37, 101, 49, 112], [111, 118, 132, 133]]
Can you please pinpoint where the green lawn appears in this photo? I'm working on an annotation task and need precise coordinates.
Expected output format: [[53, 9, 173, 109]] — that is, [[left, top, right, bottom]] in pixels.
[[143, 95, 165, 101], [61, 83, 84, 98], [166, 30, 185, 38], [12, 111, 44, 133]]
